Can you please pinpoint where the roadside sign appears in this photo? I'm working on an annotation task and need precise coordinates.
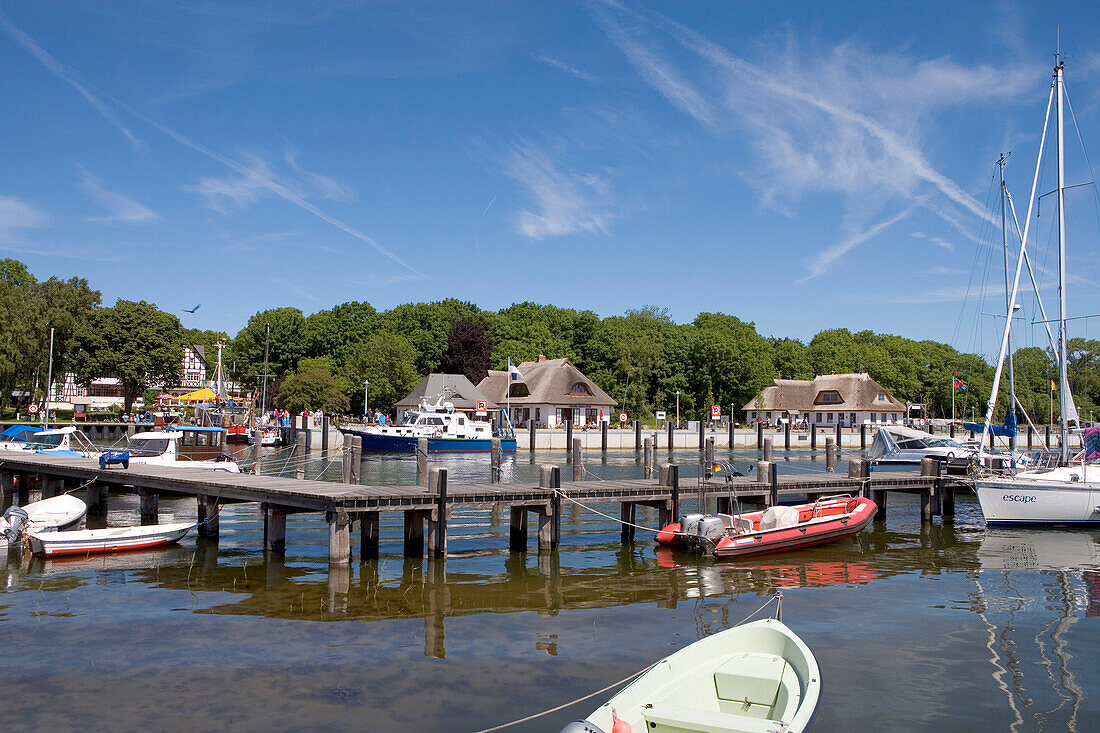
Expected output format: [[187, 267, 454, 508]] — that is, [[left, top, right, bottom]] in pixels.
[[655, 410, 667, 421], [711, 405, 720, 417], [475, 400, 487, 415], [619, 412, 628, 424], [27, 403, 38, 414]]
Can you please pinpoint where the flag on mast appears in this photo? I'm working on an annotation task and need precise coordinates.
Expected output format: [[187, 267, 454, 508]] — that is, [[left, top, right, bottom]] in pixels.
[[952, 378, 966, 390], [508, 359, 524, 382]]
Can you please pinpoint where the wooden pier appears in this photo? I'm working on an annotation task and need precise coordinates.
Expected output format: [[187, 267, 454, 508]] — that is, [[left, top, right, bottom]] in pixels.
[[0, 443, 962, 564]]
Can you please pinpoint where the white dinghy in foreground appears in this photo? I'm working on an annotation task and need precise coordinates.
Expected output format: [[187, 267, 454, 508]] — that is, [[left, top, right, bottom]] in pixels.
[[561, 603, 819, 733], [0, 494, 87, 548], [27, 521, 194, 557]]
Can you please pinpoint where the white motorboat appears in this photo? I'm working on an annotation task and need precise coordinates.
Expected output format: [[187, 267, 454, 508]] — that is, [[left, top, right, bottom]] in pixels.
[[0, 494, 87, 548], [562, 616, 820, 733], [0, 424, 41, 451], [973, 59, 1100, 526], [339, 391, 516, 453], [866, 425, 976, 465], [27, 521, 194, 557], [27, 426, 100, 457], [124, 427, 240, 472]]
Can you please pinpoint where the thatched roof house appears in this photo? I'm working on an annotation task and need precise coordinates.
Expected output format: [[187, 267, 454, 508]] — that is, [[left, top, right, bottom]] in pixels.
[[743, 373, 905, 427], [478, 356, 616, 428]]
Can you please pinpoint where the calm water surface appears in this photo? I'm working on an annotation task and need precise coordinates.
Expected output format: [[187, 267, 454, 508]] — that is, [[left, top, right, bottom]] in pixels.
[[2, 448, 1098, 732]]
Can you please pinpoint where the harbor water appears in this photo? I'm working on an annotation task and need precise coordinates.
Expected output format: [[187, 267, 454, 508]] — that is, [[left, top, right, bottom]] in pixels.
[[2, 448, 1098, 731]]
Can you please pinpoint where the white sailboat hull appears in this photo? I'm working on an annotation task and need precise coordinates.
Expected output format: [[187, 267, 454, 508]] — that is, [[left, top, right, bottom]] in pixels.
[[975, 472, 1100, 525]]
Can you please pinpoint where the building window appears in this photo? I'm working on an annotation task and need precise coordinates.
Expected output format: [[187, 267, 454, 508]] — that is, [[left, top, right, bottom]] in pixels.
[[878, 393, 886, 401], [881, 413, 887, 422], [870, 413, 877, 423], [816, 413, 822, 423], [826, 413, 833, 422], [570, 382, 591, 396], [850, 413, 856, 425], [766, 412, 772, 419]]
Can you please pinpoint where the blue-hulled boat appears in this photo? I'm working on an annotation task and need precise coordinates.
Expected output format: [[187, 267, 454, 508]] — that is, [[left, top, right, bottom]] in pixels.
[[340, 393, 517, 453]]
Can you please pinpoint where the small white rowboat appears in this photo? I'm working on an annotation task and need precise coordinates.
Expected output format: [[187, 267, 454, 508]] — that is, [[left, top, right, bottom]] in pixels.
[[27, 521, 194, 557], [563, 617, 820, 733], [0, 494, 87, 547]]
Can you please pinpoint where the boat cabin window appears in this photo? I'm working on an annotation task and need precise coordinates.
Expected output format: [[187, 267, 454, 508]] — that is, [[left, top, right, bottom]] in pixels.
[[458, 417, 465, 425], [34, 433, 65, 448], [195, 431, 209, 447], [182, 432, 195, 446], [129, 438, 170, 456], [421, 417, 444, 426]]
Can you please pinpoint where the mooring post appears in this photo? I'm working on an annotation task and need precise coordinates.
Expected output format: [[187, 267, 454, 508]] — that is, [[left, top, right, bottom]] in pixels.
[[360, 513, 380, 559], [941, 472, 955, 520], [0, 471, 13, 503], [950, 423, 956, 439], [427, 467, 448, 558], [643, 438, 654, 479], [403, 510, 426, 558], [697, 419, 704, 449], [509, 506, 528, 551], [350, 435, 361, 484], [342, 433, 353, 483], [835, 421, 842, 448], [327, 509, 352, 564], [537, 465, 561, 551], [601, 421, 608, 452], [757, 461, 778, 507], [1045, 425, 1051, 448], [565, 420, 573, 459], [138, 488, 158, 526], [529, 421, 536, 452], [252, 428, 264, 475], [84, 482, 107, 519], [491, 437, 502, 484], [728, 418, 734, 449], [763, 437, 772, 463], [860, 423, 867, 450], [784, 421, 791, 450], [304, 424, 312, 452], [756, 421, 763, 451], [919, 457, 936, 522], [633, 420, 640, 451], [263, 503, 287, 553], [667, 421, 674, 452], [705, 437, 715, 480], [810, 423, 817, 450], [417, 437, 429, 487], [321, 415, 330, 452], [826, 437, 836, 472], [197, 495, 219, 538], [1027, 424, 1033, 449], [620, 501, 636, 544], [295, 440, 305, 480], [576, 433, 585, 479]]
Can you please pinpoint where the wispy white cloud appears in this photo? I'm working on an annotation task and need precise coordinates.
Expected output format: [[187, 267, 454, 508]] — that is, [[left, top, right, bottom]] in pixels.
[[184, 152, 281, 214], [501, 140, 617, 239], [0, 11, 142, 149], [800, 205, 916, 282], [284, 152, 353, 201], [78, 168, 159, 223], [0, 195, 48, 229], [930, 236, 954, 252], [534, 55, 598, 83]]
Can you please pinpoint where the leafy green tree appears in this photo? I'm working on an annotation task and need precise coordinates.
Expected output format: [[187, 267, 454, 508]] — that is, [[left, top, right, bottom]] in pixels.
[[227, 307, 306, 386], [687, 313, 775, 419], [276, 360, 349, 415], [380, 299, 481, 374], [344, 332, 420, 414], [440, 319, 492, 383], [771, 338, 812, 379], [303, 301, 379, 364], [69, 300, 183, 412]]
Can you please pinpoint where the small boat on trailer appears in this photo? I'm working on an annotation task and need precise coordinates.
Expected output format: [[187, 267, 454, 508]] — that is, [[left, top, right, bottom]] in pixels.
[[657, 495, 877, 559], [27, 521, 194, 557], [561, 611, 820, 733]]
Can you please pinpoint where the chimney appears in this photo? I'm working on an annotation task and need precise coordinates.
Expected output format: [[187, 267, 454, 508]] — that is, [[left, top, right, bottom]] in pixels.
[[538, 354, 546, 362]]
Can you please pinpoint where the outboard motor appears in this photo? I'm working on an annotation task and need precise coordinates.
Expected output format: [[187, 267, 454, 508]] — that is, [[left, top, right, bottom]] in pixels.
[[559, 722, 607, 733], [697, 516, 727, 549], [2, 506, 29, 544], [679, 513, 704, 538]]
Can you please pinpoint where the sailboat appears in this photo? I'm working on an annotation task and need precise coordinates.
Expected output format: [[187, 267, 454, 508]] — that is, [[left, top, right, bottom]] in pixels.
[[973, 58, 1100, 526]]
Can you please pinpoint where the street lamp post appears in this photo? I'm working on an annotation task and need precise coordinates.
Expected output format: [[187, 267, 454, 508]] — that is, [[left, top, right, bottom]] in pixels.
[[363, 379, 370, 421], [675, 391, 680, 430]]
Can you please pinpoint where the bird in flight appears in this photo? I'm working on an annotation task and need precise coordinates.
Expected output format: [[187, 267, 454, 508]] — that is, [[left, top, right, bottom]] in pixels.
[[183, 304, 201, 313]]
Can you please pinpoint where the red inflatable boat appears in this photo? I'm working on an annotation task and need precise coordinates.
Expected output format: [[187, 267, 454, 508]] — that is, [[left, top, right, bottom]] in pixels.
[[656, 495, 877, 559]]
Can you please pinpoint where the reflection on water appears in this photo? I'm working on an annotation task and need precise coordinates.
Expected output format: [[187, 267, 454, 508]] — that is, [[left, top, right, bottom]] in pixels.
[[1, 457, 1098, 731]]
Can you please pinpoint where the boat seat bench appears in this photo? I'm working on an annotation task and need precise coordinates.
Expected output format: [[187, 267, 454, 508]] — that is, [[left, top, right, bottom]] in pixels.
[[642, 703, 786, 733]]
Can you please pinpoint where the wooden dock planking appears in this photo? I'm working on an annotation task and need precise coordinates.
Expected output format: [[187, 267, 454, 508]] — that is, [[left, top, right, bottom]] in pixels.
[[1, 451, 956, 562]]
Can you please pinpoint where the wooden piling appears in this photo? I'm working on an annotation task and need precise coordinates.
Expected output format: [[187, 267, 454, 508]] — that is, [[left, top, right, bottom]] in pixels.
[[1045, 425, 1051, 448], [572, 438, 582, 481], [698, 419, 704, 449], [403, 510, 426, 557], [810, 423, 817, 450], [950, 423, 956, 439], [1027, 425, 1033, 449], [835, 421, 842, 447], [763, 437, 772, 462], [643, 437, 654, 479], [620, 502, 636, 544], [360, 513, 380, 558], [537, 466, 561, 551], [491, 437, 502, 484], [705, 437, 715, 480], [263, 503, 287, 553], [728, 418, 734, 449], [529, 421, 536, 453], [427, 467, 448, 558], [565, 420, 573, 459], [635, 420, 642, 451], [417, 437, 429, 487], [826, 437, 835, 473], [919, 457, 937, 521], [667, 421, 674, 452], [138, 488, 158, 525], [85, 483, 108, 519], [756, 421, 763, 451], [509, 506, 528, 551], [252, 428, 264, 475], [197, 495, 219, 538], [757, 461, 778, 506], [321, 415, 330, 452], [0, 472, 13, 503], [860, 424, 867, 450], [327, 509, 352, 564], [601, 421, 608, 451], [784, 422, 791, 450]]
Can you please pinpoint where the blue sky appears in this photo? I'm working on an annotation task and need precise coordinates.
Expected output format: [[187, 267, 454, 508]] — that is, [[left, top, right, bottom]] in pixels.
[[4, 1, 1100, 360]]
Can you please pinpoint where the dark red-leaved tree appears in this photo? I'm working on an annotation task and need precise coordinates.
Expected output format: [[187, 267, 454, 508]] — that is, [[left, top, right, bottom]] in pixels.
[[440, 319, 492, 384]]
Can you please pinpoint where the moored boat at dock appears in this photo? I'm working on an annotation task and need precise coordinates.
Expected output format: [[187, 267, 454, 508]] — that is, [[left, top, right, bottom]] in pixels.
[[27, 521, 194, 557], [340, 392, 517, 453], [657, 496, 877, 559]]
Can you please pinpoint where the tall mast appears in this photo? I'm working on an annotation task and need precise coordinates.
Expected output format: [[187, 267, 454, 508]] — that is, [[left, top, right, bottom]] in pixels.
[[260, 323, 271, 416], [1055, 60, 1071, 463], [998, 154, 1017, 452]]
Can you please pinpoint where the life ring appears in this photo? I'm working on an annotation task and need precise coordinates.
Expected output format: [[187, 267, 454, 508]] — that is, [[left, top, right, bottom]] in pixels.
[[143, 411, 154, 423], [433, 430, 443, 438]]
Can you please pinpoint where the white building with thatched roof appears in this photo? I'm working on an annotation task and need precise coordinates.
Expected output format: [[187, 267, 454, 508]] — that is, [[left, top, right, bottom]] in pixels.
[[478, 356, 617, 428], [743, 373, 905, 428]]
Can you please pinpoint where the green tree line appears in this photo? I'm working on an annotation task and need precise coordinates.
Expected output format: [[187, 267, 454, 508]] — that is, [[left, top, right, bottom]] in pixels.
[[3, 258, 1097, 424]]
